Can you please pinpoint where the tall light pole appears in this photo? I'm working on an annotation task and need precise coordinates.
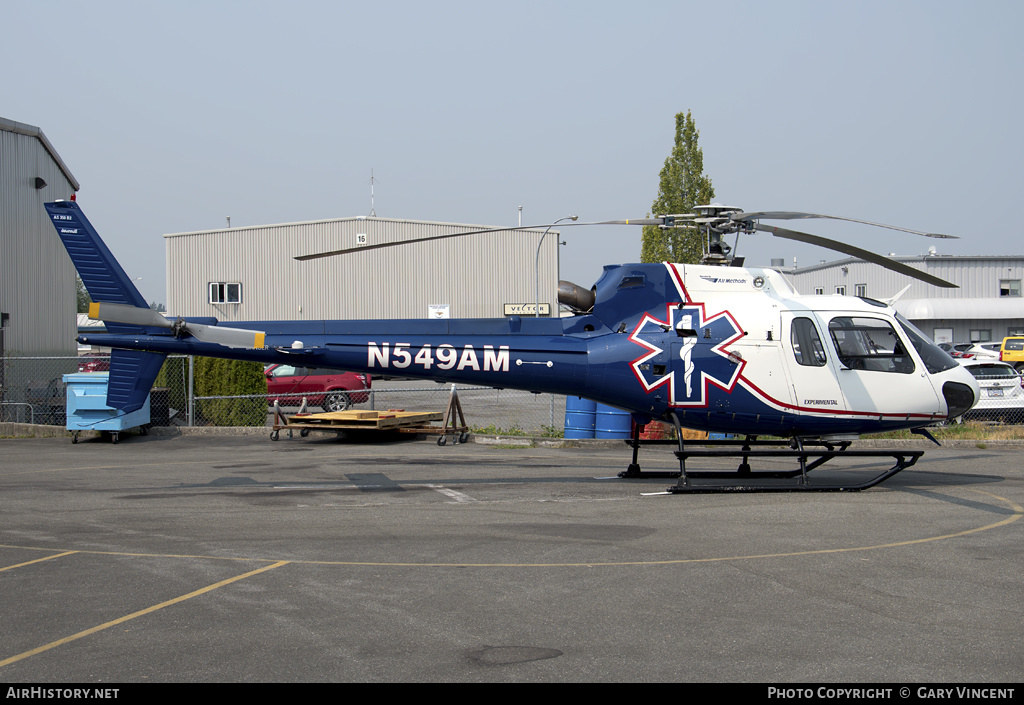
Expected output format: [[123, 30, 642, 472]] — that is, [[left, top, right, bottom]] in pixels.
[[536, 215, 577, 317]]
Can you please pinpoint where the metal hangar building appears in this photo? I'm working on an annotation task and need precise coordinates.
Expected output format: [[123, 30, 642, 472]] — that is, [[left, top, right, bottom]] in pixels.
[[0, 117, 80, 356], [782, 253, 1024, 344], [164, 216, 562, 322]]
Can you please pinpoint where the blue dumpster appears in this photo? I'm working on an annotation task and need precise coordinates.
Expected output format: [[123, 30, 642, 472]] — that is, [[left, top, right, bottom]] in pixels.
[[64, 372, 150, 443]]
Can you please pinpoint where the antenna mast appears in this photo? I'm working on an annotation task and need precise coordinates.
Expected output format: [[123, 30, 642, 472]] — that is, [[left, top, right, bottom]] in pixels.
[[369, 169, 378, 217]]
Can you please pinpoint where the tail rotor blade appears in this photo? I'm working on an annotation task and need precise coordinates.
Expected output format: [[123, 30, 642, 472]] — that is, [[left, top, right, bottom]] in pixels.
[[87, 301, 265, 349], [186, 323, 267, 349], [88, 302, 172, 328]]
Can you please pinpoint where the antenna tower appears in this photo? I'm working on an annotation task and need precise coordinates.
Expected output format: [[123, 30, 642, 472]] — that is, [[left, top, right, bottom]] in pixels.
[[369, 169, 378, 217]]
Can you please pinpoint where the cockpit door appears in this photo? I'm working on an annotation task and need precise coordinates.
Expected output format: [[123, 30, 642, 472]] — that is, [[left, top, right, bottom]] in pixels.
[[782, 313, 848, 417], [824, 314, 940, 417]]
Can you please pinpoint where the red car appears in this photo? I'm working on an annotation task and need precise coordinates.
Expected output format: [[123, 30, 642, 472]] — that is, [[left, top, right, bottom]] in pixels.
[[77, 354, 111, 372], [265, 364, 371, 412]]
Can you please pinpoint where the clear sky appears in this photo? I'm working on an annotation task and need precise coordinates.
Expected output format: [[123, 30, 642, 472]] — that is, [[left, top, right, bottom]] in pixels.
[[4, 0, 1022, 307]]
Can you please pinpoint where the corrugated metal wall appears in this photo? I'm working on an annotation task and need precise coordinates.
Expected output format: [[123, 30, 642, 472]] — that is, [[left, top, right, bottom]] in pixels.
[[786, 256, 1024, 301], [784, 255, 1024, 342], [166, 218, 561, 321], [0, 123, 78, 355]]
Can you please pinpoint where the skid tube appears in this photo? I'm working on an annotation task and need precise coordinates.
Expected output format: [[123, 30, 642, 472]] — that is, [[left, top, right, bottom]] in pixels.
[[620, 414, 923, 493]]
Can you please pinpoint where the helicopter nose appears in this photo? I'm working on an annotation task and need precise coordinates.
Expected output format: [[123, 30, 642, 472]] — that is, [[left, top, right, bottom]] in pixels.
[[941, 380, 977, 420]]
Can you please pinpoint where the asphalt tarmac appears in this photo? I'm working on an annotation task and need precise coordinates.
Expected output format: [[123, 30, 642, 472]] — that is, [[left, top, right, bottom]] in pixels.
[[1, 433, 1022, 683]]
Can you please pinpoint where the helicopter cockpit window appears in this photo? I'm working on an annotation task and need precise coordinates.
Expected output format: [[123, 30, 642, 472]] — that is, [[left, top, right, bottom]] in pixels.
[[895, 313, 958, 374], [791, 317, 827, 367], [827, 317, 915, 374]]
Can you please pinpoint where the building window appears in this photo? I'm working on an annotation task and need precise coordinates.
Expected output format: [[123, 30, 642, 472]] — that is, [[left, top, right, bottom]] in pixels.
[[970, 329, 992, 343], [855, 284, 867, 297], [835, 285, 846, 296], [814, 287, 824, 295], [999, 279, 1021, 297], [209, 282, 241, 304]]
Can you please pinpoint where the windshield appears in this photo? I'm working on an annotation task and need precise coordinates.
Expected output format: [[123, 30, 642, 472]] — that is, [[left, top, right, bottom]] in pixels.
[[896, 313, 958, 374]]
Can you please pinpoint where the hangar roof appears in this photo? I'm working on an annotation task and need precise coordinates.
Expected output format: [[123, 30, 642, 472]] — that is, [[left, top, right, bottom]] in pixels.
[[0, 117, 80, 191]]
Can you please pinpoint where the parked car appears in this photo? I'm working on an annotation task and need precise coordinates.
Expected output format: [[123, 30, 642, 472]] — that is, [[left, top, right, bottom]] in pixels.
[[939, 342, 972, 357], [961, 342, 1001, 360], [264, 364, 370, 412], [1000, 336, 1024, 372], [939, 342, 998, 360], [77, 354, 111, 372], [957, 359, 1024, 422]]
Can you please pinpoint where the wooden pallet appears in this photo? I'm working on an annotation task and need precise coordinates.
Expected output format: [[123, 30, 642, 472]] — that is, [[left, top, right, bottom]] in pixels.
[[283, 409, 443, 430], [269, 387, 469, 445]]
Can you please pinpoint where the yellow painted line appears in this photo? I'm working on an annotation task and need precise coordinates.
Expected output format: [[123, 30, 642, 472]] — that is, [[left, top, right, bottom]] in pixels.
[[253, 490, 1024, 567], [0, 544, 286, 563], [2, 491, 1019, 568], [0, 551, 78, 572], [0, 560, 289, 669]]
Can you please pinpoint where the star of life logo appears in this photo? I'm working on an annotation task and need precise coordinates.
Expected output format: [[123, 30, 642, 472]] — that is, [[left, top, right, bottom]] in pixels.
[[628, 299, 745, 408]]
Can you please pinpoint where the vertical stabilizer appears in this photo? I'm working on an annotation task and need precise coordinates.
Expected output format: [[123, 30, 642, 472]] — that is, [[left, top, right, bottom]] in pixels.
[[107, 349, 167, 413], [45, 201, 166, 412], [45, 200, 148, 334]]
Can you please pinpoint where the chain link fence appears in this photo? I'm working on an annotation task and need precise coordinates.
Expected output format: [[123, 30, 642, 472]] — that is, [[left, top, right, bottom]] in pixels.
[[0, 355, 568, 435], [0, 356, 80, 426], [5, 354, 1024, 432]]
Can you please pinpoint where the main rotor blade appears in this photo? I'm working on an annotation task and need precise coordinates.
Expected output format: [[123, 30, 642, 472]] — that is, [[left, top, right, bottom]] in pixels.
[[754, 223, 958, 288], [579, 218, 676, 226], [735, 212, 956, 239], [294, 219, 680, 261], [295, 223, 560, 261]]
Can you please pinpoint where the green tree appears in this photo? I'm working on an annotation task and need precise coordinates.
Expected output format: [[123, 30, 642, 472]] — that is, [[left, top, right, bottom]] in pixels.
[[189, 356, 267, 426], [640, 111, 715, 264], [76, 275, 92, 313]]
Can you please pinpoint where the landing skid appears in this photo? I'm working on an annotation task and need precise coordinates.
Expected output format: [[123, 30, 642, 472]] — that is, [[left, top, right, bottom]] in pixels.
[[620, 415, 923, 493]]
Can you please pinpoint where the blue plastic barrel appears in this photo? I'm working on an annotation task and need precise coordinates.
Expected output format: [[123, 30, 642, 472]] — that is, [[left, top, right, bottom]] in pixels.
[[564, 396, 597, 439], [595, 403, 632, 439]]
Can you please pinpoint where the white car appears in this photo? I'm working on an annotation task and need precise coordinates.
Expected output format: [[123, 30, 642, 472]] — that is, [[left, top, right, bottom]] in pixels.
[[957, 360, 1024, 422], [961, 342, 1001, 360]]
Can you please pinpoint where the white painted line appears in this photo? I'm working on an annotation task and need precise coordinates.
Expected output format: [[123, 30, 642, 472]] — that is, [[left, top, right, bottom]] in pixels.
[[426, 484, 477, 503]]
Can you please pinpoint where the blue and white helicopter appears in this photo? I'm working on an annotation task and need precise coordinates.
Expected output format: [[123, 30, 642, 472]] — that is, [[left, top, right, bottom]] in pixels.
[[47, 200, 979, 492]]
